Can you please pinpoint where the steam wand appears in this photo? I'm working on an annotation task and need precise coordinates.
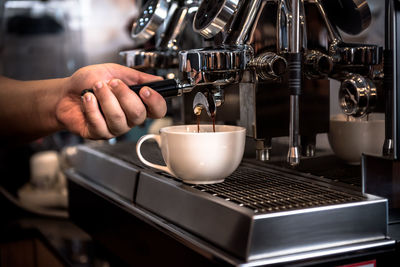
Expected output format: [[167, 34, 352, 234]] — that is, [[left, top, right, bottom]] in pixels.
[[287, 0, 302, 166]]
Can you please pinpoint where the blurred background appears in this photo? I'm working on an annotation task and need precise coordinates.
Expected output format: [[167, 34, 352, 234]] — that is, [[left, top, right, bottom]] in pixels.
[[0, 0, 140, 78], [0, 0, 144, 207]]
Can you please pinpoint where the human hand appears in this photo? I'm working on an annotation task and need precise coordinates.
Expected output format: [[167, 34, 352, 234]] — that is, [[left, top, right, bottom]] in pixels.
[[56, 63, 167, 139]]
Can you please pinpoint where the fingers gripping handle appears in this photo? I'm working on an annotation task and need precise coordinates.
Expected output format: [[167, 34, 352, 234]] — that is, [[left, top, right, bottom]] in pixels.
[[136, 134, 175, 176], [81, 79, 180, 98]]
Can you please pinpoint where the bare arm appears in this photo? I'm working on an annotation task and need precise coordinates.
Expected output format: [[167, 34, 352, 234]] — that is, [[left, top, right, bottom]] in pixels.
[[0, 76, 65, 142], [0, 63, 167, 143]]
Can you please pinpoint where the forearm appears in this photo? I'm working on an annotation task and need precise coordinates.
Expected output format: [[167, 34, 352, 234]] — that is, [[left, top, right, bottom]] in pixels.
[[0, 63, 167, 143], [0, 76, 67, 142]]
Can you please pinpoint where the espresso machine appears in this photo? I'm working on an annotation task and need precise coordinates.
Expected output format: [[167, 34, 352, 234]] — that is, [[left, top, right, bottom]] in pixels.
[[64, 0, 400, 265]]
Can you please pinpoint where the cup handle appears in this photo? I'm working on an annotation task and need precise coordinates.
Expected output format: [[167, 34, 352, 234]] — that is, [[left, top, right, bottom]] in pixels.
[[136, 134, 175, 177]]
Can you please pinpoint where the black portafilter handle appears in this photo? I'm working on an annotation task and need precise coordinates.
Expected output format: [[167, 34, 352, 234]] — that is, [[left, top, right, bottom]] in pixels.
[[80, 79, 182, 98]]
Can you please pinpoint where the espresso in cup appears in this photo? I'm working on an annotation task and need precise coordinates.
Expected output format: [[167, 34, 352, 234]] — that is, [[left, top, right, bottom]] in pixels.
[[136, 125, 246, 184]]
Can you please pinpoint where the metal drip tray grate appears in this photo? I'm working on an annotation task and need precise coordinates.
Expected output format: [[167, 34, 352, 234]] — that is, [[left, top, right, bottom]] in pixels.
[[69, 144, 389, 261], [192, 166, 365, 214]]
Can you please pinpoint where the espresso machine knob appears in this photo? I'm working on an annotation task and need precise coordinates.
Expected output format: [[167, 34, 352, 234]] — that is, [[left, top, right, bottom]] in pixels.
[[339, 73, 377, 117]]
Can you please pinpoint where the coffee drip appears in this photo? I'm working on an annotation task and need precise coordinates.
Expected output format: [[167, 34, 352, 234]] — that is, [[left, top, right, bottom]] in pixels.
[[196, 114, 216, 133]]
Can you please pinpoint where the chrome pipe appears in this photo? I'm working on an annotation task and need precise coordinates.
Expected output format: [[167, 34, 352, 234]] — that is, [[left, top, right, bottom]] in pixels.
[[287, 0, 302, 166], [290, 0, 300, 53], [288, 95, 300, 166], [231, 0, 263, 45]]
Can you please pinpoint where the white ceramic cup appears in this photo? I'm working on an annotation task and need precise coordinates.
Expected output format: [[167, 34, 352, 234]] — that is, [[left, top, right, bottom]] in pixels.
[[136, 125, 246, 184], [30, 150, 60, 188], [328, 113, 385, 165]]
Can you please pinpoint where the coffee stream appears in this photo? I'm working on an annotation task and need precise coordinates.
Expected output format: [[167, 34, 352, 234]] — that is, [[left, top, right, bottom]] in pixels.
[[197, 115, 200, 133], [212, 114, 216, 132], [196, 114, 216, 133]]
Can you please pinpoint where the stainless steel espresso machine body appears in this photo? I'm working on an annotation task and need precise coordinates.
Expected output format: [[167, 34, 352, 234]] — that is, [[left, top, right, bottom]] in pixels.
[[119, 0, 243, 123], [65, 0, 400, 266], [183, 0, 382, 163]]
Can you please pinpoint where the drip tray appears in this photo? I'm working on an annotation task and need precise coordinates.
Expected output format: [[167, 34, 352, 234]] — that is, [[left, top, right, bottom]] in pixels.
[[191, 167, 364, 213], [67, 143, 390, 262]]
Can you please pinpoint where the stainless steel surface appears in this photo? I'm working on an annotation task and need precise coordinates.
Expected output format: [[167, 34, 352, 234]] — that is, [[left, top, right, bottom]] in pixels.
[[238, 1, 332, 150], [193, 0, 239, 39], [124, 0, 384, 161], [247, 52, 287, 80], [362, 154, 400, 209], [383, 0, 395, 159], [339, 73, 378, 117], [329, 42, 382, 67], [157, 2, 200, 50], [304, 142, 316, 157], [67, 169, 395, 266], [116, 3, 400, 263], [179, 45, 254, 84], [134, 169, 389, 261], [124, 0, 383, 163], [362, 0, 400, 210], [255, 139, 271, 162], [290, 0, 301, 54], [124, 0, 203, 70], [319, 0, 372, 35], [383, 138, 394, 156], [256, 148, 270, 162], [179, 45, 288, 83], [66, 145, 140, 202], [288, 94, 300, 166], [190, 166, 365, 213], [130, 0, 172, 46], [384, 0, 398, 159], [238, 82, 256, 138], [224, 0, 263, 45], [287, 0, 302, 166], [193, 91, 217, 116], [66, 144, 391, 262], [120, 49, 179, 69], [311, 0, 342, 43], [304, 50, 333, 79]]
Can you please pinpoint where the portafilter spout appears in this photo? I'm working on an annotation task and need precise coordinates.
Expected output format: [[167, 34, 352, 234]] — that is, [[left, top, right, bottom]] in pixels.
[[193, 91, 217, 117]]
